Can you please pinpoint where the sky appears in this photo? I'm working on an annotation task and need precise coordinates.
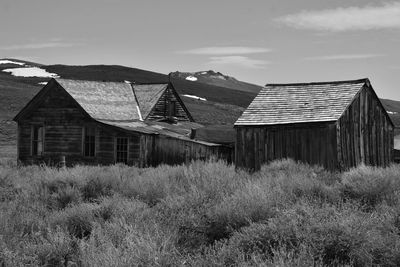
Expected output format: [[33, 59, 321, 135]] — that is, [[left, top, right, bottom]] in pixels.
[[0, 0, 400, 100]]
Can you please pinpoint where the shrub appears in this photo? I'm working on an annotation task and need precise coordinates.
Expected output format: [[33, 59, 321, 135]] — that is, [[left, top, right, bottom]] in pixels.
[[79, 220, 180, 266], [50, 203, 98, 239], [93, 195, 150, 223], [29, 228, 80, 267], [46, 185, 82, 210], [341, 165, 400, 208], [228, 217, 301, 259], [205, 179, 282, 243], [260, 159, 341, 203], [81, 175, 114, 201], [0, 198, 48, 240], [0, 174, 21, 202]]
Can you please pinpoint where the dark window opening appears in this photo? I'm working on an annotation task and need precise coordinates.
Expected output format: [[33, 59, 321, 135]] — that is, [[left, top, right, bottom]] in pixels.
[[169, 100, 176, 117], [116, 137, 128, 164], [84, 127, 96, 157], [32, 125, 44, 156]]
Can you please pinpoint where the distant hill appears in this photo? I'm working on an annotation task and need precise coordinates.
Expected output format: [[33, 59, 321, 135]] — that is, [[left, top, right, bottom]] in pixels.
[[170, 70, 263, 94], [380, 98, 400, 129]]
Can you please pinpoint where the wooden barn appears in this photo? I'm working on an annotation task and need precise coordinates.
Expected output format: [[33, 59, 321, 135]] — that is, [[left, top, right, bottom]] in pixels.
[[235, 78, 394, 171], [13, 78, 232, 167]]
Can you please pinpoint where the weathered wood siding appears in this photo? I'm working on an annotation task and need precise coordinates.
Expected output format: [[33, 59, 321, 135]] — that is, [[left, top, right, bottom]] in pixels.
[[235, 85, 394, 172], [337, 85, 393, 169], [149, 135, 233, 166], [17, 82, 89, 165], [17, 82, 143, 166], [235, 123, 338, 171], [147, 87, 191, 121], [96, 125, 142, 166]]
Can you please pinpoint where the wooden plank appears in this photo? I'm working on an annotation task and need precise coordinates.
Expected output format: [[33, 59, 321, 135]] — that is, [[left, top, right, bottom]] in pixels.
[[259, 128, 265, 165], [254, 128, 260, 171], [359, 89, 365, 164]]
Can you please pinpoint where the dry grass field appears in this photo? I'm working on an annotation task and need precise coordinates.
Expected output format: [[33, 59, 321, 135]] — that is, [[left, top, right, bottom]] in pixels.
[[1, 159, 400, 266]]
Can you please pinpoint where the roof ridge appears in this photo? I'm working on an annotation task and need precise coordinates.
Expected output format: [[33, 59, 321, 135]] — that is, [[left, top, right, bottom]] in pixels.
[[265, 78, 369, 87], [55, 78, 131, 85], [133, 82, 169, 85]]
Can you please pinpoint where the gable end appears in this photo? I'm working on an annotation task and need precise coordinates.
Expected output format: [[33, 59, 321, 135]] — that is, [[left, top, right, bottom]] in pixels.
[[13, 78, 91, 122]]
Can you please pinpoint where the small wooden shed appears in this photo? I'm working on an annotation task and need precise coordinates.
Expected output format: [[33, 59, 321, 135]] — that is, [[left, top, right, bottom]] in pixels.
[[235, 78, 394, 171], [13, 78, 232, 166]]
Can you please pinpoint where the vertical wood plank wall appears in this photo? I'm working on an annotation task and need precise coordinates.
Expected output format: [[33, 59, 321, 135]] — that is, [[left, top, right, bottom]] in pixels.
[[235, 123, 338, 171], [337, 86, 393, 169], [147, 135, 233, 167], [235, 85, 394, 172], [17, 83, 89, 165], [97, 126, 141, 166]]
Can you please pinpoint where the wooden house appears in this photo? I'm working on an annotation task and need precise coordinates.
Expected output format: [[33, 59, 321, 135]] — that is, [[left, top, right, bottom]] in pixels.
[[13, 78, 232, 166], [235, 78, 394, 171]]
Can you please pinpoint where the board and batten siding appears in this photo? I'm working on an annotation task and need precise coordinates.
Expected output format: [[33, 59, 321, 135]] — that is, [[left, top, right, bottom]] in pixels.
[[235, 122, 338, 171], [336, 85, 393, 169], [235, 84, 394, 172], [150, 135, 233, 166]]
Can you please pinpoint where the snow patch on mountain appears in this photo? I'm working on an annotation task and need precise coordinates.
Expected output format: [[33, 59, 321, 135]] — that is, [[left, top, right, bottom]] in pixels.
[[38, 82, 48, 85], [0, 60, 25, 66], [183, 94, 206, 101], [387, 111, 398, 114], [3, 67, 59, 78], [185, 76, 197, 81], [214, 75, 226, 80]]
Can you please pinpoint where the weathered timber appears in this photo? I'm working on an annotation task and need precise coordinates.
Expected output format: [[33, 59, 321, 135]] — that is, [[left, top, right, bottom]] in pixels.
[[14, 78, 231, 167], [235, 79, 394, 172]]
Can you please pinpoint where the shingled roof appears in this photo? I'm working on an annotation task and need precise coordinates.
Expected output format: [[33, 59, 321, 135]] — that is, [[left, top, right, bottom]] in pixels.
[[132, 84, 168, 119], [235, 78, 370, 126], [56, 79, 141, 121]]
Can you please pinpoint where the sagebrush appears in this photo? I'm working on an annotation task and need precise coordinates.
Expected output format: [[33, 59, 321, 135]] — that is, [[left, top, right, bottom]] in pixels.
[[1, 159, 400, 266]]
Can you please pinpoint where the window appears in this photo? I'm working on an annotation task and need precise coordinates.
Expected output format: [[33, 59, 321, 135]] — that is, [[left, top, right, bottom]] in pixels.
[[32, 125, 44, 156], [116, 137, 128, 164], [169, 100, 176, 117], [84, 127, 95, 157]]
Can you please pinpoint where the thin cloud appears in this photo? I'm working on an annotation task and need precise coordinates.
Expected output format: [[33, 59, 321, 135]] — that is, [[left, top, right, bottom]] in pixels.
[[306, 54, 384, 61], [0, 42, 83, 50], [207, 56, 269, 69], [276, 2, 400, 32], [179, 46, 271, 55]]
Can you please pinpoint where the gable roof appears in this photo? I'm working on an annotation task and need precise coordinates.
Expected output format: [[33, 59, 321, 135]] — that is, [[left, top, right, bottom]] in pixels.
[[235, 78, 374, 126], [56, 79, 141, 121], [132, 84, 168, 119], [132, 82, 194, 122]]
